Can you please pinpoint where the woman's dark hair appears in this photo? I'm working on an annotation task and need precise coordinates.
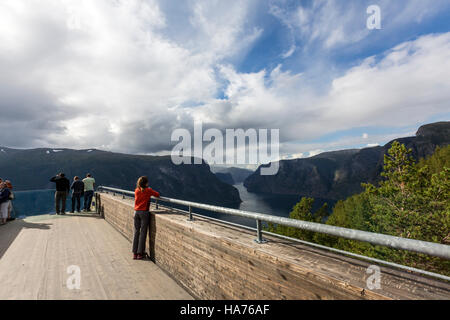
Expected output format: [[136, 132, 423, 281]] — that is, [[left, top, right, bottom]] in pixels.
[[136, 176, 149, 191]]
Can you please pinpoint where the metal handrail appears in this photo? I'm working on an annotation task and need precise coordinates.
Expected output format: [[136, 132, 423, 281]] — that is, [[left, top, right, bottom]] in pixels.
[[97, 186, 450, 261]]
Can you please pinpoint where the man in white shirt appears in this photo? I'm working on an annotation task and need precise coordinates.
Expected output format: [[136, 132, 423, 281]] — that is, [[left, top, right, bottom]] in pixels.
[[83, 173, 96, 212]]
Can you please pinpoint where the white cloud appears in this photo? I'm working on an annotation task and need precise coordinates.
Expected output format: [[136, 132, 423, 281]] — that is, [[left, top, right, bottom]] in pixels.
[[198, 32, 450, 147], [0, 0, 448, 162], [319, 33, 450, 129], [269, 0, 369, 50], [269, 0, 450, 50], [281, 44, 296, 59], [0, 0, 261, 152], [307, 149, 324, 158]]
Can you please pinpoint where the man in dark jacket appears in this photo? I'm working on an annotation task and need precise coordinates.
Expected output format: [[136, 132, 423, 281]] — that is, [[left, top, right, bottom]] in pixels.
[[50, 173, 70, 215], [70, 176, 84, 213]]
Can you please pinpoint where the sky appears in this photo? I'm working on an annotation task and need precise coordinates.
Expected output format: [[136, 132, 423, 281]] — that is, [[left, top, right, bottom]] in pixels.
[[0, 0, 449, 163]]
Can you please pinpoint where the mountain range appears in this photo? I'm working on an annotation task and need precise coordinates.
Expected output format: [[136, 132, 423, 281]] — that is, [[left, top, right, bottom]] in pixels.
[[211, 167, 254, 185], [0, 148, 241, 206], [244, 121, 450, 201], [1, 121, 448, 207]]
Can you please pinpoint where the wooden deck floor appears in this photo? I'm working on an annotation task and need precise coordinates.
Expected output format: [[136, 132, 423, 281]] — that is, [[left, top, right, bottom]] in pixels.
[[0, 214, 193, 300]]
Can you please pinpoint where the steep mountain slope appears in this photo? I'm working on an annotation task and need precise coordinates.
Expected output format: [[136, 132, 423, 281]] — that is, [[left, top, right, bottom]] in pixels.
[[211, 167, 254, 184], [244, 122, 450, 200], [214, 172, 235, 185], [0, 148, 241, 205]]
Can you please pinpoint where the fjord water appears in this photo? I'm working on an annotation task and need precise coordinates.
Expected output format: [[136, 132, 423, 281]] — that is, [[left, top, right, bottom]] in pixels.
[[235, 183, 335, 220], [10, 185, 335, 229], [11, 189, 72, 218], [197, 183, 336, 228]]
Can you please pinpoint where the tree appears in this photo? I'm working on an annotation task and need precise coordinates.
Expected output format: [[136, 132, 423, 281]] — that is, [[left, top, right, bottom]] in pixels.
[[266, 143, 450, 275], [266, 197, 328, 243], [418, 145, 450, 175], [362, 142, 449, 273]]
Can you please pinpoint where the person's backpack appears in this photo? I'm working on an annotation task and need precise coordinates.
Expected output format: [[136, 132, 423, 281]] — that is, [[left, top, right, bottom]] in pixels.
[[9, 192, 14, 200]]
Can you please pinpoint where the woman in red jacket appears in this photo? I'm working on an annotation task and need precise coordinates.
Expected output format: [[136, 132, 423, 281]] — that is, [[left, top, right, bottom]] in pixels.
[[133, 176, 160, 260]]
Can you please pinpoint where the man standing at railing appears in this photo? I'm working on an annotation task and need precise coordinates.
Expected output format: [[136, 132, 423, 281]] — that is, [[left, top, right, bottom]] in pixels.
[[50, 173, 70, 215], [83, 173, 96, 212], [70, 176, 84, 213]]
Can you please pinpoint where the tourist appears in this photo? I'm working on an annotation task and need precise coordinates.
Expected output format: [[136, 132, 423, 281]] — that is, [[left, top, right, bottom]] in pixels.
[[5, 180, 14, 221], [133, 176, 160, 260], [50, 173, 70, 215], [70, 176, 84, 213], [82, 173, 96, 212], [0, 182, 11, 225]]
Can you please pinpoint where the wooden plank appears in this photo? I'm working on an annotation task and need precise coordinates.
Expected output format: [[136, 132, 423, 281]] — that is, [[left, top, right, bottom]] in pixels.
[[0, 214, 193, 300], [99, 193, 450, 300]]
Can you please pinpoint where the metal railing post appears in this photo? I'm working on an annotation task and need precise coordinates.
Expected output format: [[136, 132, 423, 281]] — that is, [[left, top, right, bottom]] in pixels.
[[188, 205, 193, 221], [155, 199, 159, 210], [255, 220, 267, 244]]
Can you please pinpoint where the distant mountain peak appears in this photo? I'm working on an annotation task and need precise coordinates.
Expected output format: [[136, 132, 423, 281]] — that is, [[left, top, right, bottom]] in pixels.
[[311, 148, 360, 159], [416, 121, 450, 138]]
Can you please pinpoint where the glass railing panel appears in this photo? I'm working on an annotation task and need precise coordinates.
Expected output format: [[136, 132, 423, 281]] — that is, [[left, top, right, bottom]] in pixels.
[[10, 189, 73, 218]]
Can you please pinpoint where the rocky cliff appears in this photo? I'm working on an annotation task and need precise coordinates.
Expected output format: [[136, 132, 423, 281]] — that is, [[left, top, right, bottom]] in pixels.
[[244, 121, 450, 200], [212, 167, 254, 184], [214, 172, 235, 185], [0, 148, 241, 206]]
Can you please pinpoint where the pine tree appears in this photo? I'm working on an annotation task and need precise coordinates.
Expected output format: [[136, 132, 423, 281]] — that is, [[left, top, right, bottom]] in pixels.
[[266, 143, 450, 275], [266, 197, 320, 242], [363, 142, 449, 273]]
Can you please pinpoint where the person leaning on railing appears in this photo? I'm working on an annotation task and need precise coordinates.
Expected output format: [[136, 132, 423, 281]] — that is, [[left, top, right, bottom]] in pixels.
[[133, 176, 160, 260]]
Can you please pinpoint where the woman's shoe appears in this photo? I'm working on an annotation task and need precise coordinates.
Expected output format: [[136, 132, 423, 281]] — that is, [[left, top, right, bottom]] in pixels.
[[136, 254, 143, 260], [133, 254, 138, 260]]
